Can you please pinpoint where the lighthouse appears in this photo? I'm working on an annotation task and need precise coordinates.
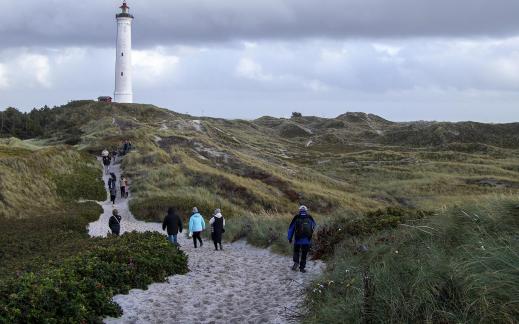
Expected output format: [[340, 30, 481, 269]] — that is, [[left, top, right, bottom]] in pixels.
[[114, 1, 134, 103]]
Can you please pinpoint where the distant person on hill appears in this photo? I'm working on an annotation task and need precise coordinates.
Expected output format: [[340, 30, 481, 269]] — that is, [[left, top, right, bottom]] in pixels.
[[189, 207, 206, 248], [111, 148, 118, 162], [109, 209, 122, 236], [109, 185, 117, 206], [122, 140, 130, 155], [102, 153, 111, 175], [287, 205, 316, 273], [120, 175, 127, 199], [210, 208, 225, 251], [108, 173, 117, 190], [162, 207, 183, 246]]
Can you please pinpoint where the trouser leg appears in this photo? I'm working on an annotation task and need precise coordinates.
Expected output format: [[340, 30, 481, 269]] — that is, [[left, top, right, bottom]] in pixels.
[[300, 245, 310, 270], [214, 241, 218, 250], [293, 244, 301, 264], [193, 233, 198, 248]]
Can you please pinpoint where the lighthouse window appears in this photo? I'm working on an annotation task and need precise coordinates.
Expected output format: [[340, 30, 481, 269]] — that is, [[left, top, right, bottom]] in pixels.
[[121, 72, 124, 76]]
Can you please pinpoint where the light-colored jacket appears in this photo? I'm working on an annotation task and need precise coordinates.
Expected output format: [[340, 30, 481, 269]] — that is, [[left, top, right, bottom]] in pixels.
[[209, 213, 226, 226], [189, 213, 206, 233]]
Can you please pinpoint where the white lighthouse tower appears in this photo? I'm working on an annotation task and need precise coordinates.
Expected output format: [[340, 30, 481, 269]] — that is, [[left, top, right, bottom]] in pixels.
[[114, 1, 134, 103]]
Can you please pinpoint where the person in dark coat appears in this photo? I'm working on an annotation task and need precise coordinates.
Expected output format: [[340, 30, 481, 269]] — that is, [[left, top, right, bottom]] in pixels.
[[162, 207, 183, 245], [109, 184, 117, 206], [109, 209, 122, 236], [287, 205, 316, 273], [209, 209, 225, 250]]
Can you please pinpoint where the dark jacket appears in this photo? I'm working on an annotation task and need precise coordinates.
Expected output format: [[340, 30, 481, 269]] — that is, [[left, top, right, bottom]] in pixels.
[[288, 211, 316, 245], [109, 215, 122, 235], [162, 212, 183, 235]]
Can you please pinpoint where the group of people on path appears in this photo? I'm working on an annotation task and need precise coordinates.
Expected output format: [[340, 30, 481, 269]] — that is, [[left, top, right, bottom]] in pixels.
[[103, 147, 317, 273], [162, 207, 225, 251]]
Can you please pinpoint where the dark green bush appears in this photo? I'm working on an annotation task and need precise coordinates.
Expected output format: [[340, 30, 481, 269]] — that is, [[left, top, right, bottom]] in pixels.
[[0, 232, 188, 323], [54, 165, 106, 202], [312, 207, 431, 259]]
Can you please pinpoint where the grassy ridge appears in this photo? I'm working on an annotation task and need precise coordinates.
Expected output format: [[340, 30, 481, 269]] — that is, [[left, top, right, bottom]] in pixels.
[[304, 197, 519, 323]]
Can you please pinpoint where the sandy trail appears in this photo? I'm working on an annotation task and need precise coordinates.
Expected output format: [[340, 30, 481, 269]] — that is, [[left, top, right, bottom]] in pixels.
[[88, 158, 324, 324]]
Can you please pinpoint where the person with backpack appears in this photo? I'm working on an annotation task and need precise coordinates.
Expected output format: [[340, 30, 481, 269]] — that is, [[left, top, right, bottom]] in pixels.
[[209, 208, 225, 251], [162, 207, 183, 246], [287, 205, 317, 273], [109, 209, 122, 236], [189, 207, 206, 248]]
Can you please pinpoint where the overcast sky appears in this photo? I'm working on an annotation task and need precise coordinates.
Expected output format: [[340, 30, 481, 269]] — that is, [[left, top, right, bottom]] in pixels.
[[1, 0, 519, 122]]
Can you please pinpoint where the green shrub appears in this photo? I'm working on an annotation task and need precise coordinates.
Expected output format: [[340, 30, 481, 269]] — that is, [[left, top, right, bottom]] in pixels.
[[54, 165, 106, 202], [0, 232, 188, 323]]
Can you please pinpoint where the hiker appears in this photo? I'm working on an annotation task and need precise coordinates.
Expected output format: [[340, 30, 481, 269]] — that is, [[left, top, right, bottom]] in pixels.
[[209, 208, 225, 250], [111, 148, 118, 162], [109, 184, 117, 206], [162, 207, 183, 245], [287, 205, 317, 273], [102, 153, 111, 175], [120, 175, 127, 199], [189, 207, 206, 248], [109, 209, 122, 236], [122, 140, 130, 155], [107, 173, 117, 191]]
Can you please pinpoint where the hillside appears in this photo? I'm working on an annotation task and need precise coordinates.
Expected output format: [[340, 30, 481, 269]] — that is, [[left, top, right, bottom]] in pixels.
[[1, 101, 518, 323]]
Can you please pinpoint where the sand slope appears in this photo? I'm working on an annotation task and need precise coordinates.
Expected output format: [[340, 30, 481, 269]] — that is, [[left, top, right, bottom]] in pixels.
[[89, 158, 324, 324]]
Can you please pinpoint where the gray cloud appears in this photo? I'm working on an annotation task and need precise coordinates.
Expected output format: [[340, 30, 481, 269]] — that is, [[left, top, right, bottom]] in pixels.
[[1, 0, 519, 49]]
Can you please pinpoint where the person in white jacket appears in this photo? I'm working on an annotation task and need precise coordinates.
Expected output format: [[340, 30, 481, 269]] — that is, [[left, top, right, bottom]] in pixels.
[[209, 209, 225, 251]]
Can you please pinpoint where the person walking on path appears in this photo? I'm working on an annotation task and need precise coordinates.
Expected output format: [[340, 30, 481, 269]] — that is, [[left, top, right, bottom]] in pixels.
[[120, 175, 127, 199], [109, 185, 117, 206], [209, 209, 225, 251], [162, 207, 183, 246], [109, 209, 122, 236], [102, 149, 111, 175], [287, 205, 317, 273], [189, 207, 206, 248]]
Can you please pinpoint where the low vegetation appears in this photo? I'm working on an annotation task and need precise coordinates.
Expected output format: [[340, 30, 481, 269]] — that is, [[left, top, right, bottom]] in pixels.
[[2, 102, 519, 323], [304, 197, 519, 323], [0, 232, 188, 323]]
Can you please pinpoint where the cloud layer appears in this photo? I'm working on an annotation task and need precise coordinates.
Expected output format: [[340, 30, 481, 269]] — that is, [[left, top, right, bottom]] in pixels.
[[1, 1, 519, 122], [2, 0, 519, 48]]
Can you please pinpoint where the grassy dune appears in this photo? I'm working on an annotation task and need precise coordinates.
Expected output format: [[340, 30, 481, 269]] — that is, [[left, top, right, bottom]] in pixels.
[[1, 102, 518, 322]]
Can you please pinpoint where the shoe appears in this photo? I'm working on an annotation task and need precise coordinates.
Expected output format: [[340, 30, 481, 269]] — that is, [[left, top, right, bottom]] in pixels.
[[200, 241, 203, 247], [291, 263, 299, 271], [300, 268, 307, 273]]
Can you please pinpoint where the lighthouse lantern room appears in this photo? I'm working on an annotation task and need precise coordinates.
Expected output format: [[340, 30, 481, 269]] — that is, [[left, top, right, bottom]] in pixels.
[[114, 1, 134, 103]]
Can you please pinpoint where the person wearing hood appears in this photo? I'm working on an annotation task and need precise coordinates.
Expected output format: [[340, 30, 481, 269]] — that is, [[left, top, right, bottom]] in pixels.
[[189, 207, 206, 248], [162, 207, 183, 246], [209, 209, 226, 251], [109, 209, 122, 236], [287, 205, 317, 273]]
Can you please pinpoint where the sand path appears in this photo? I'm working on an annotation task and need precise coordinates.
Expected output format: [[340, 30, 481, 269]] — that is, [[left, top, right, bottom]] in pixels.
[[88, 158, 324, 324]]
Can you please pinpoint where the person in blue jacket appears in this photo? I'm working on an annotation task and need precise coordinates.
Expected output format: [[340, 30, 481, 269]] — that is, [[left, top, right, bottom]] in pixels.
[[189, 207, 206, 248], [287, 205, 316, 273]]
